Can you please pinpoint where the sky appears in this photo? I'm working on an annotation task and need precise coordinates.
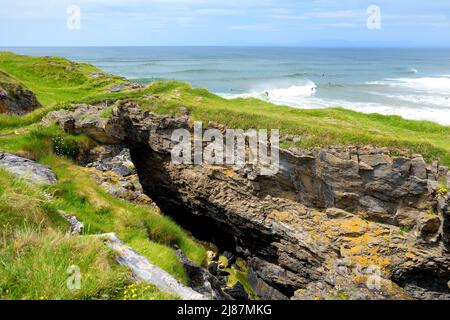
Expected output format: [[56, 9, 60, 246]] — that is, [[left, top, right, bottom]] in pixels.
[[1, 0, 450, 47]]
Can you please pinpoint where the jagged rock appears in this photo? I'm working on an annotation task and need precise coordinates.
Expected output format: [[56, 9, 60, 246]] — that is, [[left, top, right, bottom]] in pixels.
[[326, 208, 354, 219], [108, 84, 126, 92], [179, 107, 189, 116], [207, 262, 219, 275], [0, 71, 41, 115], [42, 104, 122, 144], [223, 282, 249, 300], [0, 151, 56, 185], [87, 145, 124, 162], [417, 212, 441, 243], [174, 249, 235, 300], [107, 82, 143, 93], [394, 208, 421, 227], [438, 196, 450, 250], [412, 157, 428, 180], [111, 163, 134, 177], [91, 72, 104, 79], [206, 250, 217, 262], [84, 148, 153, 206], [42, 102, 450, 300], [222, 251, 236, 265], [58, 210, 84, 235], [248, 268, 288, 300]]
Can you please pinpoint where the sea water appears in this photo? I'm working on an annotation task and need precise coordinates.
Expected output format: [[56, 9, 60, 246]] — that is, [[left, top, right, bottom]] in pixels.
[[4, 47, 450, 125]]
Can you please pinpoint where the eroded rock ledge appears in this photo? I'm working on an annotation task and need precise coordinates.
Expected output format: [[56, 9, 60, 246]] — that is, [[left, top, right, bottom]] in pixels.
[[0, 151, 57, 185], [43, 102, 450, 300], [0, 71, 41, 115]]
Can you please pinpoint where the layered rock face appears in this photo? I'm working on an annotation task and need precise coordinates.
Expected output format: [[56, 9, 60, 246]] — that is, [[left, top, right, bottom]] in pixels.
[[43, 102, 450, 300], [0, 72, 41, 115]]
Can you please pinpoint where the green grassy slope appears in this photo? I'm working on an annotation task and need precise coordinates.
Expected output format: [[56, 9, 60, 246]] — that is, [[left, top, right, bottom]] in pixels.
[[0, 124, 206, 295], [0, 51, 127, 106], [0, 53, 208, 300]]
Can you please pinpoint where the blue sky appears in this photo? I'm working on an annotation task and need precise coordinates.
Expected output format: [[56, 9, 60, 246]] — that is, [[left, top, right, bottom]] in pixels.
[[1, 0, 450, 46]]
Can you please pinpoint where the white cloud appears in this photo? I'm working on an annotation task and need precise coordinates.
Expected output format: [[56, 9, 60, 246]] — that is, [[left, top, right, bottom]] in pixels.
[[310, 10, 363, 18], [308, 22, 359, 29], [266, 14, 308, 20], [231, 24, 277, 31], [194, 8, 241, 15], [177, 16, 194, 27]]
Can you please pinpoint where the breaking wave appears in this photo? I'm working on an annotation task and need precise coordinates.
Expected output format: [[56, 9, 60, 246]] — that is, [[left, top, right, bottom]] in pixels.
[[367, 76, 450, 94], [220, 81, 317, 107]]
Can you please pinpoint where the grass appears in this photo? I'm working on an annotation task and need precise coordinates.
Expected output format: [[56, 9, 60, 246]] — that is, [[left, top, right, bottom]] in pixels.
[[335, 290, 350, 300], [0, 230, 131, 300], [0, 50, 449, 164], [0, 124, 94, 160], [43, 156, 206, 283], [0, 125, 205, 298], [0, 165, 187, 299], [0, 51, 127, 106], [0, 124, 206, 281], [399, 225, 412, 235], [2, 51, 449, 164], [0, 169, 133, 300], [122, 283, 178, 300], [0, 169, 68, 240], [225, 258, 257, 300], [124, 81, 450, 165]]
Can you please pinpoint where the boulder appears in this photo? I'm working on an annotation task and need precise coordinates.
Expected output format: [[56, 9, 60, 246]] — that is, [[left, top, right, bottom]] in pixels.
[[326, 208, 354, 219], [0, 151, 56, 185], [223, 282, 249, 300], [394, 208, 421, 227], [207, 262, 219, 275], [0, 71, 41, 115], [108, 84, 126, 92], [58, 210, 84, 235], [437, 196, 450, 250], [222, 251, 236, 265], [411, 157, 428, 180], [84, 148, 153, 206], [417, 212, 441, 243]]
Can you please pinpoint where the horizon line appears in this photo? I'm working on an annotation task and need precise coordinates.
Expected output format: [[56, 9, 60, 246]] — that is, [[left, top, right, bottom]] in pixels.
[[2, 45, 450, 49]]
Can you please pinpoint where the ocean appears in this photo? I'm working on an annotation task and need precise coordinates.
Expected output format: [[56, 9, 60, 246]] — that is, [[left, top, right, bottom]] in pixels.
[[4, 47, 450, 125]]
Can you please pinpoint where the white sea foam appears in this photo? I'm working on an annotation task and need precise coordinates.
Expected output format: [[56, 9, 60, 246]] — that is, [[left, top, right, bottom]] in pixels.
[[301, 98, 450, 125], [219, 80, 450, 126], [220, 81, 317, 107], [372, 76, 450, 94], [368, 91, 450, 108]]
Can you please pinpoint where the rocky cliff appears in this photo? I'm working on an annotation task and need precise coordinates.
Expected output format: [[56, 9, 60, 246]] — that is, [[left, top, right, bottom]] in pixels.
[[0, 71, 41, 115], [43, 101, 450, 300]]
